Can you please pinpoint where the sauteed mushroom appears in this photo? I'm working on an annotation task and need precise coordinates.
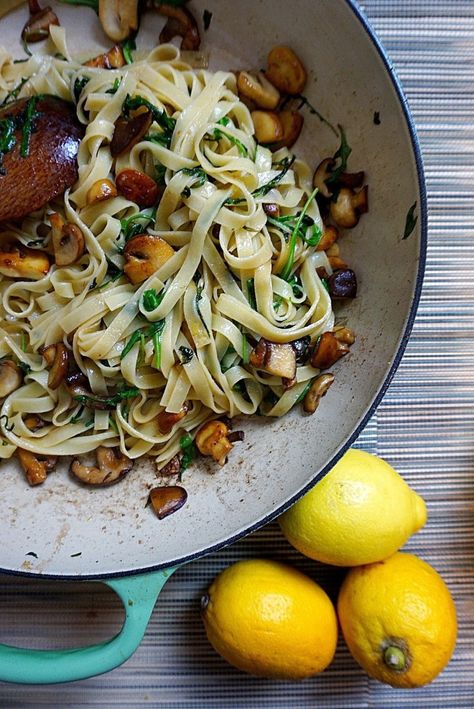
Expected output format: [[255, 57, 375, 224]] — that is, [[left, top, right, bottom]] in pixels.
[[110, 110, 153, 157], [40, 342, 69, 389], [303, 373, 335, 414], [157, 403, 189, 435], [157, 3, 200, 50], [251, 111, 283, 144], [237, 71, 280, 110], [266, 46, 307, 95], [0, 242, 50, 280], [22, 0, 59, 43], [250, 338, 297, 380], [50, 213, 85, 267], [70, 446, 134, 486], [330, 186, 369, 228], [0, 360, 22, 398], [313, 158, 335, 199], [98, 0, 138, 42], [196, 420, 233, 466], [84, 44, 126, 69], [123, 234, 174, 284], [86, 178, 117, 205], [148, 485, 187, 519], [328, 269, 358, 299], [273, 110, 304, 149], [116, 169, 159, 207], [17, 448, 57, 486], [310, 331, 350, 370]]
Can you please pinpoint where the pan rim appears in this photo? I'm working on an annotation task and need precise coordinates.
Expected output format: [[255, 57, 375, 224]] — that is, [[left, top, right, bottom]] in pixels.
[[0, 0, 427, 581]]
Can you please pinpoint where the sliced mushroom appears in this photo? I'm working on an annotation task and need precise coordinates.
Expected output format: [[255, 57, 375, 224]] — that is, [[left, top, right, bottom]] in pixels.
[[330, 185, 369, 228], [110, 110, 153, 157], [328, 269, 358, 299], [333, 326, 356, 345], [313, 158, 335, 199], [250, 338, 297, 379], [50, 213, 85, 267], [116, 169, 159, 207], [159, 454, 182, 476], [272, 110, 304, 149], [123, 234, 174, 285], [0, 242, 50, 280], [290, 336, 311, 364], [40, 342, 69, 389], [98, 0, 138, 42], [339, 171, 365, 189], [237, 71, 280, 110], [24, 414, 45, 432], [156, 403, 189, 435], [148, 485, 187, 519], [310, 331, 350, 370], [328, 255, 348, 271], [263, 203, 280, 218], [84, 44, 126, 69], [303, 373, 335, 414], [251, 110, 283, 144], [86, 178, 118, 205], [17, 448, 57, 486], [195, 420, 233, 466], [70, 446, 133, 486], [266, 46, 307, 95], [316, 224, 339, 252], [0, 360, 22, 398], [157, 3, 200, 50], [22, 0, 59, 43]]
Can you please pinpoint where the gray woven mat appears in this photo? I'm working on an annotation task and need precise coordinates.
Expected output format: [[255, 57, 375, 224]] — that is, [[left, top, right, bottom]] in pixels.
[[1, 0, 474, 706]]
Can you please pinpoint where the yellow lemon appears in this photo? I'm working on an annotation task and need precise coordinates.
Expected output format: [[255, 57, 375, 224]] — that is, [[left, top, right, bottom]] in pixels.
[[201, 559, 338, 679], [337, 552, 457, 688], [278, 448, 427, 566]]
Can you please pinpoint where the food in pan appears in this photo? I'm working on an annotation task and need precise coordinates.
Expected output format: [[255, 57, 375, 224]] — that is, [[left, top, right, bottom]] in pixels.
[[0, 2, 368, 507]]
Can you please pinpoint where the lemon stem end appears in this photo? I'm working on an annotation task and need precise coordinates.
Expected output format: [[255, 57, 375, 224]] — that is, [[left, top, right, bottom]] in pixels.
[[383, 645, 408, 672]]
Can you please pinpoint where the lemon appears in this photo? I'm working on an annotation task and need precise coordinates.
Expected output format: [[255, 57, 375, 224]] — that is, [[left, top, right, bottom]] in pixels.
[[278, 448, 427, 566], [337, 551, 457, 687], [201, 559, 338, 679]]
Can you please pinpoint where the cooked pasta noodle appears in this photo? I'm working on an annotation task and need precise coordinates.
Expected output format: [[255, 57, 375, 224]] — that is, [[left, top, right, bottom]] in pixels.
[[0, 30, 336, 472]]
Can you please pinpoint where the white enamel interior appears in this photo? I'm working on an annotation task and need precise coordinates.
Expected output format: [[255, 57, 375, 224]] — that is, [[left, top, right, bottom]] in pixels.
[[0, 1, 424, 577]]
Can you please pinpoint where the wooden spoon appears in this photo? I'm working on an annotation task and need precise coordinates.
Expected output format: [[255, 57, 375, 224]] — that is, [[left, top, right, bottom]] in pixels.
[[0, 95, 84, 222]]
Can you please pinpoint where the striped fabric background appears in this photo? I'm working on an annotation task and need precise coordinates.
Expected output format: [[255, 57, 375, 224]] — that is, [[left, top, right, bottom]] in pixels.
[[1, 0, 474, 705]]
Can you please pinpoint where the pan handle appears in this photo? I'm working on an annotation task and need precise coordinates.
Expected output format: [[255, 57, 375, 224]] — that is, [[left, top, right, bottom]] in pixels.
[[0, 566, 178, 684]]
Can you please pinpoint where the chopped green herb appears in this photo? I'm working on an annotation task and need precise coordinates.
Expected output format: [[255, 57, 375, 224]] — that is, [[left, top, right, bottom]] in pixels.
[[155, 162, 166, 184], [145, 132, 171, 147], [20, 97, 39, 158], [246, 278, 257, 310], [109, 415, 119, 433], [178, 346, 194, 364], [123, 94, 176, 135], [179, 166, 207, 187], [120, 207, 156, 241], [97, 259, 123, 290], [70, 405, 84, 424], [21, 38, 32, 57], [321, 278, 329, 292], [143, 288, 164, 311], [195, 283, 210, 336], [203, 9, 213, 30], [279, 187, 319, 281], [0, 77, 28, 108], [73, 76, 90, 103], [226, 156, 295, 205], [295, 379, 313, 405], [121, 320, 166, 368], [20, 333, 27, 352], [403, 202, 418, 239], [207, 117, 248, 157], [0, 117, 17, 175], [121, 36, 136, 65], [74, 387, 139, 409], [18, 361, 31, 375], [290, 94, 337, 136], [106, 78, 121, 95], [180, 433, 196, 472], [268, 212, 321, 248], [325, 125, 351, 187]]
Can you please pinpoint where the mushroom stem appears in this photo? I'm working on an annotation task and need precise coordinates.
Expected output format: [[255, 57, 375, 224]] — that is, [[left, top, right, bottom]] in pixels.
[[383, 645, 409, 672]]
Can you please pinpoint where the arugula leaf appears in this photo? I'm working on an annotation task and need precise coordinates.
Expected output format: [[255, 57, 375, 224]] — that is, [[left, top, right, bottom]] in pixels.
[[403, 202, 418, 239], [0, 77, 28, 108], [74, 387, 139, 409], [121, 320, 165, 362], [225, 156, 295, 205], [179, 166, 207, 187], [143, 288, 164, 311], [267, 213, 321, 248], [246, 278, 257, 310], [325, 125, 351, 187], [279, 187, 319, 281], [145, 132, 171, 147], [97, 259, 123, 290], [106, 78, 121, 95], [70, 405, 84, 424], [123, 94, 176, 135], [19, 97, 39, 158], [120, 207, 156, 241], [121, 36, 136, 65], [18, 361, 31, 375], [73, 76, 90, 103], [180, 433, 196, 472], [207, 117, 248, 157], [295, 379, 314, 405]]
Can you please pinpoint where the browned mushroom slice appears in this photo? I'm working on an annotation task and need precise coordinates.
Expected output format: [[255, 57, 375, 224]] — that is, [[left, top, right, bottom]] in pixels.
[[157, 4, 200, 50], [123, 234, 174, 285], [22, 0, 59, 43], [330, 186, 368, 228], [0, 242, 50, 280], [272, 110, 304, 150], [17, 448, 57, 486], [339, 171, 365, 189], [116, 169, 159, 207], [148, 485, 187, 519], [237, 71, 280, 110], [98, 0, 138, 42], [0, 360, 22, 398], [251, 110, 283, 144], [263, 203, 280, 218], [84, 44, 126, 69], [310, 331, 350, 370], [250, 338, 297, 379], [70, 446, 134, 486], [290, 336, 311, 364], [110, 110, 153, 157], [328, 269, 358, 299], [40, 342, 69, 389], [86, 178, 118, 205], [303, 373, 335, 414], [316, 225, 339, 252], [50, 214, 85, 267], [24, 414, 45, 432], [266, 46, 307, 95], [313, 158, 335, 199], [159, 454, 182, 476], [156, 403, 189, 435]]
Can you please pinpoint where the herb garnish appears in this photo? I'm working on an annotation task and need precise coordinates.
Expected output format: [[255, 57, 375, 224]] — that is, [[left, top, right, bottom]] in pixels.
[[241, 333, 250, 364], [143, 288, 164, 311], [73, 76, 90, 103], [19, 96, 39, 158], [246, 278, 257, 310], [279, 187, 319, 281], [120, 206, 156, 241], [121, 320, 166, 369], [267, 212, 321, 248], [295, 379, 314, 405], [0, 77, 28, 108], [123, 94, 176, 135], [195, 283, 210, 336], [180, 433, 196, 472], [106, 78, 121, 95], [70, 405, 85, 424], [207, 116, 248, 157], [403, 202, 418, 239], [225, 156, 295, 205], [0, 117, 16, 175], [74, 387, 139, 409], [325, 125, 351, 188], [121, 36, 136, 65]]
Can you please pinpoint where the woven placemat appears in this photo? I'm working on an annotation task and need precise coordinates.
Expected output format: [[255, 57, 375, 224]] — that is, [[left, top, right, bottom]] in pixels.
[[1, 0, 474, 705]]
